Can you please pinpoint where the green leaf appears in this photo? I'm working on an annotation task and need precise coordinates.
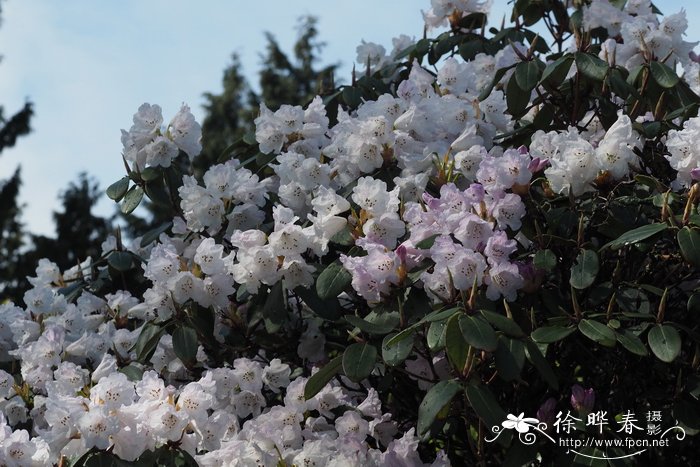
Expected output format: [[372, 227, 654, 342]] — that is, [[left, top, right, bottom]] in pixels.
[[58, 281, 85, 302], [172, 326, 198, 366], [304, 355, 343, 400], [506, 74, 530, 117], [132, 322, 165, 363], [107, 251, 133, 272], [479, 65, 513, 101], [495, 337, 525, 381], [616, 330, 649, 356], [569, 249, 599, 289], [445, 314, 469, 370], [382, 331, 414, 366], [524, 339, 558, 390], [139, 166, 161, 182], [688, 293, 700, 313], [384, 326, 417, 348], [294, 286, 342, 321], [466, 384, 511, 446], [531, 325, 576, 343], [106, 176, 130, 202], [422, 307, 461, 323], [345, 314, 396, 335], [262, 281, 287, 334], [514, 60, 541, 92], [427, 319, 448, 351], [603, 223, 668, 250], [416, 234, 439, 249], [678, 227, 700, 267], [575, 52, 609, 81], [120, 185, 144, 215], [578, 319, 616, 347], [342, 343, 377, 383], [342, 86, 362, 109], [648, 324, 682, 362], [650, 61, 680, 88], [540, 55, 574, 87], [459, 315, 498, 351], [459, 40, 485, 62], [533, 249, 557, 272], [479, 309, 524, 337], [118, 364, 144, 382], [316, 261, 351, 300], [143, 177, 171, 207], [417, 380, 462, 435], [140, 221, 172, 247]]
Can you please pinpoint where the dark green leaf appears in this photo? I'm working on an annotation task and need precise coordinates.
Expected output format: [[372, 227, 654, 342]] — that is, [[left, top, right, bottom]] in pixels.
[[121, 185, 144, 215], [603, 223, 668, 250], [570, 250, 599, 289], [316, 261, 351, 300], [294, 286, 342, 321], [417, 380, 462, 435], [118, 364, 144, 382], [459, 40, 485, 61], [345, 315, 396, 335], [578, 319, 616, 347], [304, 355, 343, 400], [495, 337, 525, 381], [616, 330, 649, 356], [143, 177, 171, 207], [342, 343, 377, 383], [132, 322, 165, 363], [648, 324, 682, 362], [515, 60, 541, 92], [524, 339, 558, 389], [540, 55, 574, 87], [262, 281, 287, 334], [422, 307, 461, 323], [575, 52, 609, 81], [342, 86, 362, 109], [534, 249, 557, 272], [384, 326, 417, 348], [678, 227, 700, 267], [382, 332, 414, 366], [459, 315, 498, 351], [107, 251, 133, 272], [531, 325, 576, 343], [506, 74, 530, 117], [172, 326, 198, 366], [139, 167, 160, 182], [58, 281, 85, 302], [479, 65, 513, 101], [650, 61, 679, 88], [140, 222, 173, 247], [427, 319, 448, 351], [106, 176, 130, 202], [688, 293, 700, 313], [445, 315, 469, 370], [480, 309, 524, 337], [466, 384, 511, 446], [329, 225, 354, 246], [416, 234, 439, 249]]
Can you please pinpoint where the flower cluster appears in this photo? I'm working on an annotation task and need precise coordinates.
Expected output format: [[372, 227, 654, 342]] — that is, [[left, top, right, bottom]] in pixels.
[[0, 263, 447, 466], [121, 103, 202, 170]]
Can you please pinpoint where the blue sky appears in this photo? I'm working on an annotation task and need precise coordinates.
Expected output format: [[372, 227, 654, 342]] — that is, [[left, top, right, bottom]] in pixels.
[[0, 0, 698, 236]]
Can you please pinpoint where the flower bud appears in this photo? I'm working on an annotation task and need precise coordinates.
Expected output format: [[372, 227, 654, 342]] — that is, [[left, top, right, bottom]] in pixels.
[[571, 384, 595, 415]]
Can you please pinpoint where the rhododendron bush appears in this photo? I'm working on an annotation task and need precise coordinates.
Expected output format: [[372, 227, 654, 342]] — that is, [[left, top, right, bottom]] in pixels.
[[3, 0, 700, 465]]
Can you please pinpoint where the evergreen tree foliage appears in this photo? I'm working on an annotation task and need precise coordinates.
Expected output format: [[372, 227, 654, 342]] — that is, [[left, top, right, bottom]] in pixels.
[[0, 5, 35, 303]]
